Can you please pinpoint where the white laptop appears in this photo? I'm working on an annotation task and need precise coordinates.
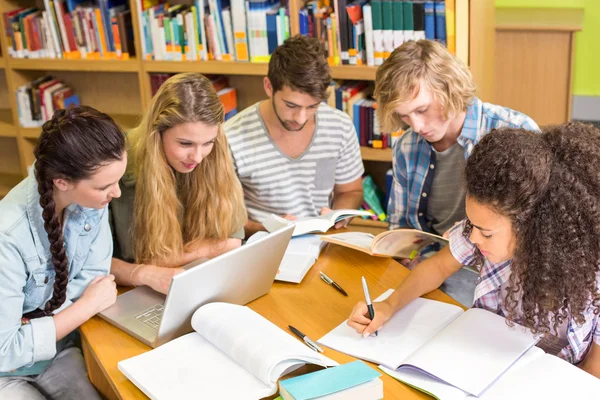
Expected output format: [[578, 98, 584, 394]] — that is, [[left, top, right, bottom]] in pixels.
[[98, 225, 294, 347]]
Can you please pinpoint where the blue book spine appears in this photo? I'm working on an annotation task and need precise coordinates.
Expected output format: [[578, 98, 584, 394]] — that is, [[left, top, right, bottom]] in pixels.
[[266, 13, 278, 53], [335, 86, 343, 111], [353, 99, 362, 140], [385, 167, 393, 210], [434, 1, 446, 45], [424, 1, 435, 40]]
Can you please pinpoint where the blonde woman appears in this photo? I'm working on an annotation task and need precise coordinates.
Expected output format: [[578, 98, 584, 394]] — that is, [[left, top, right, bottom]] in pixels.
[[110, 73, 247, 294]]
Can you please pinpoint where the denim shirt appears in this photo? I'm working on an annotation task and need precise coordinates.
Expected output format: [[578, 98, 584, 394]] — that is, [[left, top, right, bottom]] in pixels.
[[387, 98, 539, 231], [0, 170, 113, 376]]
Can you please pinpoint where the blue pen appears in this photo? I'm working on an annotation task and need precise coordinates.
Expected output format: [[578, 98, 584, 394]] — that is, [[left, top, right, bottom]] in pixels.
[[361, 276, 378, 337]]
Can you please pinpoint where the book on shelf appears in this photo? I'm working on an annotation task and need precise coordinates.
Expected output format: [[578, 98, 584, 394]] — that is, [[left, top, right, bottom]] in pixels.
[[263, 209, 373, 237], [318, 290, 542, 398], [279, 360, 383, 400], [4, 0, 134, 60], [300, 0, 459, 67], [137, 0, 289, 62], [118, 302, 338, 399], [320, 228, 447, 258], [17, 76, 80, 127]]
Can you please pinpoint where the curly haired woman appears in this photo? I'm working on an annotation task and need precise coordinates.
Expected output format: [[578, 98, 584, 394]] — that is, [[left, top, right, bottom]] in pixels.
[[347, 123, 600, 377], [109, 73, 247, 294], [0, 106, 126, 398]]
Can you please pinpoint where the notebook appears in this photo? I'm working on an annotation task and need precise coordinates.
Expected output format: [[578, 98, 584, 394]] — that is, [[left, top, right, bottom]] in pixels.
[[382, 346, 600, 400], [318, 290, 539, 396], [247, 232, 327, 283], [119, 303, 338, 399], [279, 361, 383, 400]]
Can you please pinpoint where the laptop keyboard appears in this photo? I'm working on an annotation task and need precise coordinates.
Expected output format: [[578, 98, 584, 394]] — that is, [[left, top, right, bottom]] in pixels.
[[135, 304, 164, 330]]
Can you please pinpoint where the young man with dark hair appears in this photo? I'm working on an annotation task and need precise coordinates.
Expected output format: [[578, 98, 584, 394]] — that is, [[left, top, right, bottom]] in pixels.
[[225, 35, 365, 237]]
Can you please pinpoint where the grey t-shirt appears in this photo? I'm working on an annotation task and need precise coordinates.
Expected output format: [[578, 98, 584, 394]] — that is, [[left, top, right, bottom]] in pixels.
[[426, 143, 467, 235], [224, 102, 365, 223], [109, 175, 245, 263]]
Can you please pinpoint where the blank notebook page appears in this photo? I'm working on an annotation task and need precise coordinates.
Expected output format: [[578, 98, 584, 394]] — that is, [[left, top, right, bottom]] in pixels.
[[318, 290, 464, 369]]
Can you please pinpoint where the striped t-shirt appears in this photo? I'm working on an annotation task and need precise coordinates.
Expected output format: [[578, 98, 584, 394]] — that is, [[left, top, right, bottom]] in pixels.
[[224, 102, 364, 223]]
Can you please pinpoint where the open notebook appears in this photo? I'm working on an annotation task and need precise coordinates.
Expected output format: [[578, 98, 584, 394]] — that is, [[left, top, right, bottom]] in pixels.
[[318, 290, 539, 397], [382, 345, 600, 399], [119, 303, 338, 400]]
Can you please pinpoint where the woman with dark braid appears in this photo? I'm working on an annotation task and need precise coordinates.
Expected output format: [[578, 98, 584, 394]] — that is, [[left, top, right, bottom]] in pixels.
[[348, 123, 600, 377], [0, 106, 127, 398]]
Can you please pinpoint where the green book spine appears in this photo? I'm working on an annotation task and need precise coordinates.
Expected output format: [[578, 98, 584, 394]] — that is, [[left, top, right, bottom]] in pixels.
[[382, 0, 393, 31], [403, 1, 414, 31], [392, 0, 404, 31], [371, 0, 383, 30]]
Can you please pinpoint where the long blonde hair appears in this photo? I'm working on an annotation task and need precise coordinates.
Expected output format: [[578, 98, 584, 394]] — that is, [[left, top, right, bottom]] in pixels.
[[375, 39, 476, 133], [128, 73, 247, 264]]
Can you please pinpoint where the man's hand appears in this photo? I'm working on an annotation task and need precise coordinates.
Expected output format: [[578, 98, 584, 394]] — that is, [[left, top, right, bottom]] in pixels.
[[320, 207, 348, 229]]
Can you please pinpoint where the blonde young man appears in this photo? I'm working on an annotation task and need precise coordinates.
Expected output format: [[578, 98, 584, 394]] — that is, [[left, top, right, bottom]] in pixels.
[[225, 35, 365, 237], [377, 40, 538, 306], [378, 40, 538, 236]]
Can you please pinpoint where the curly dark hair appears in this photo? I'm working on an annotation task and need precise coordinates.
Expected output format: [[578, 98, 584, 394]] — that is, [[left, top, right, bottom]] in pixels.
[[464, 123, 600, 335], [24, 106, 125, 320]]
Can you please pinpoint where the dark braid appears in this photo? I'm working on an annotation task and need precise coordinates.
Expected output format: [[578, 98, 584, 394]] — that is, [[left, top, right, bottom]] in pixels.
[[23, 106, 125, 319]]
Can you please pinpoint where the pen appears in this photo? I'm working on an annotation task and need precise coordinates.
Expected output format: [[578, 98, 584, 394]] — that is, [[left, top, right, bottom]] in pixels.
[[319, 271, 348, 296], [361, 276, 378, 337], [288, 325, 323, 352]]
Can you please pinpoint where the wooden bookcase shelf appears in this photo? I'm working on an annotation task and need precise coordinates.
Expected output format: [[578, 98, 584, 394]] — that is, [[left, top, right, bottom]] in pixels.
[[0, 0, 495, 206], [9, 58, 140, 72]]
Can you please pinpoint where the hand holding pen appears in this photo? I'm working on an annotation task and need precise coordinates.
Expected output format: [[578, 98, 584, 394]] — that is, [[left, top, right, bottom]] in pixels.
[[361, 276, 378, 337]]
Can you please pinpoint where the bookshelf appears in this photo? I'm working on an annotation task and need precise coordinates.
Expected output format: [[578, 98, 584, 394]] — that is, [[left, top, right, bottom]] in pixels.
[[0, 0, 495, 205]]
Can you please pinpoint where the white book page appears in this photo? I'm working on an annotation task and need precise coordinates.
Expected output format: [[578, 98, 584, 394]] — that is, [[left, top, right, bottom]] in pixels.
[[380, 346, 544, 400], [322, 232, 375, 252], [401, 308, 538, 396], [477, 352, 600, 400], [318, 290, 464, 369], [192, 303, 338, 387], [275, 253, 316, 283], [118, 333, 273, 400]]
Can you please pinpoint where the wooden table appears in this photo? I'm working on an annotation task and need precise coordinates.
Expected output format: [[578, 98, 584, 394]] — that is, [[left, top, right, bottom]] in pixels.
[[80, 244, 464, 399]]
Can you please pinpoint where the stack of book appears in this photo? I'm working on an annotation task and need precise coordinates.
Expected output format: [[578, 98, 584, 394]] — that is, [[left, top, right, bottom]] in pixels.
[[327, 80, 403, 150], [150, 73, 238, 121], [301, 0, 468, 67], [17, 76, 80, 127], [4, 0, 134, 60], [138, 0, 290, 62]]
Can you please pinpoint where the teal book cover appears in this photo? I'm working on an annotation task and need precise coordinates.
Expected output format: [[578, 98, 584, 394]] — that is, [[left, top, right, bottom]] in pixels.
[[279, 360, 380, 400]]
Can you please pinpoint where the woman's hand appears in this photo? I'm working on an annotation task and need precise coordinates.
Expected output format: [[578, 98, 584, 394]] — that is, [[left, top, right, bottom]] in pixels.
[[347, 300, 395, 337]]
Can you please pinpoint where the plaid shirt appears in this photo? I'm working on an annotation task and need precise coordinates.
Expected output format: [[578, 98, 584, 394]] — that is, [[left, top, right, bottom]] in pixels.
[[387, 98, 539, 231], [449, 220, 600, 364]]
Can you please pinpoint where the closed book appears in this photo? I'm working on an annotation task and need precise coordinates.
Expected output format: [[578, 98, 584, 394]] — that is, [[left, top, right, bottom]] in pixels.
[[402, 0, 413, 42], [424, 1, 434, 39], [391, 0, 403, 49], [279, 360, 383, 400], [412, 1, 425, 40], [117, 10, 133, 55], [434, 0, 446, 45]]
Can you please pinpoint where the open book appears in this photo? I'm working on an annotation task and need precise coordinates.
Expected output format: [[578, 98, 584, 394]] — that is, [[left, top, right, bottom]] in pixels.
[[318, 290, 538, 397], [118, 303, 338, 400], [382, 345, 600, 400], [320, 229, 448, 258], [263, 209, 372, 237]]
